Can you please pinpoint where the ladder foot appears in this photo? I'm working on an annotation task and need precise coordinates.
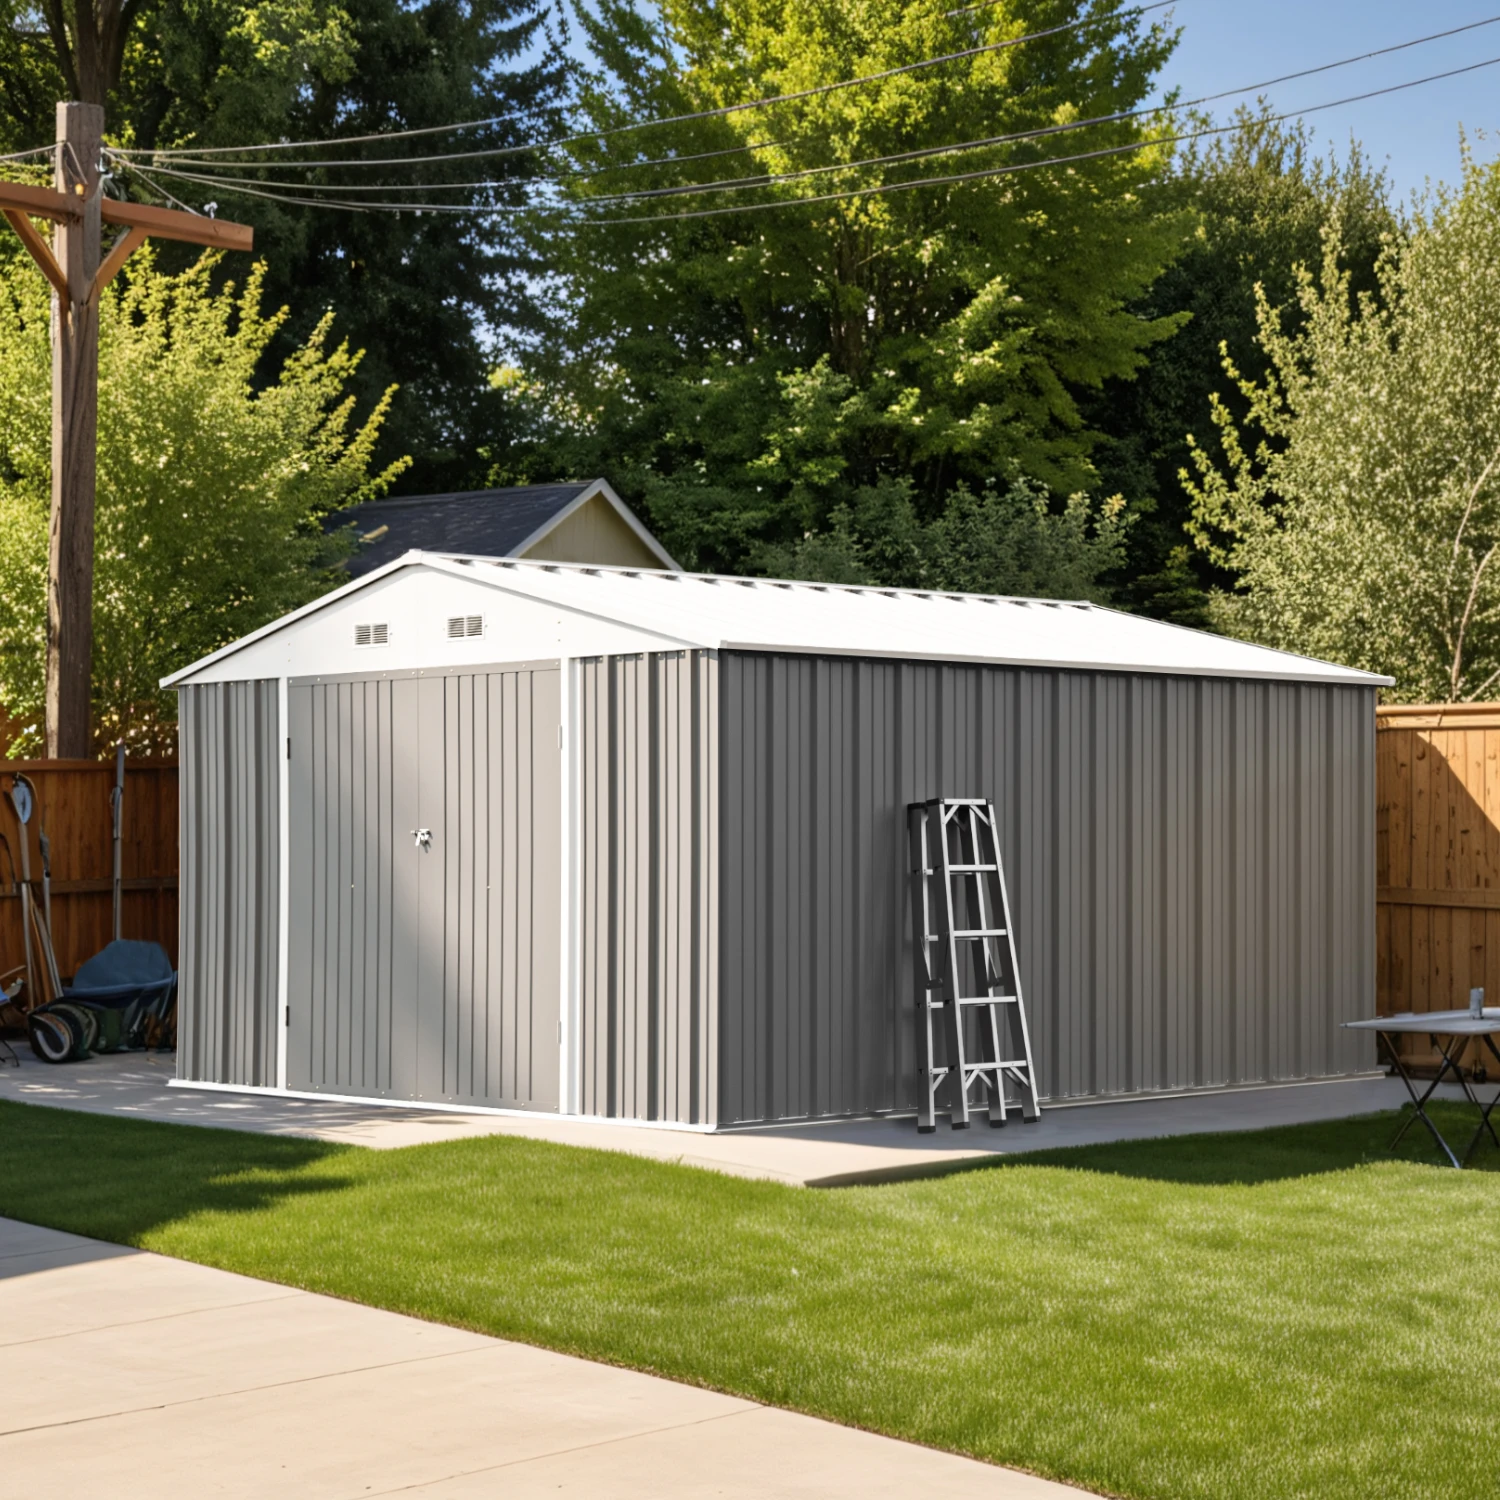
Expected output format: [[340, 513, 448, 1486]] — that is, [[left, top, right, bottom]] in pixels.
[[987, 1117, 1006, 1129], [1021, 1114, 1041, 1124], [917, 1123, 936, 1134], [951, 1119, 970, 1130]]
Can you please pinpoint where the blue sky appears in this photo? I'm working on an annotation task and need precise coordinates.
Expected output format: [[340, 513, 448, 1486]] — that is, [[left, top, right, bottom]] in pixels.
[[1158, 0, 1500, 201]]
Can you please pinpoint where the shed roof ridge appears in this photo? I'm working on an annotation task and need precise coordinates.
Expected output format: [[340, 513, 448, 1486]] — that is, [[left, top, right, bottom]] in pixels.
[[432, 551, 1098, 610]]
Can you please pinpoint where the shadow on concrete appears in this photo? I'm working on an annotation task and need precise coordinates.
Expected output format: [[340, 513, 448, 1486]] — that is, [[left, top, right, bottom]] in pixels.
[[912, 1102, 1500, 1187], [0, 1097, 353, 1249]]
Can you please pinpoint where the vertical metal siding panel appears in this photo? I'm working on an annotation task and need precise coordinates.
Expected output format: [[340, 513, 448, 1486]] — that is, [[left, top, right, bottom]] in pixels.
[[1245, 680, 1270, 1083], [470, 673, 490, 1102], [177, 689, 197, 1077], [498, 670, 520, 1103], [351, 684, 372, 1092], [1094, 675, 1124, 1097], [573, 651, 710, 1123], [580, 659, 606, 1116], [375, 680, 394, 1093], [515, 668, 535, 1104], [194, 686, 215, 1079], [440, 677, 460, 1097], [225, 685, 243, 1080], [484, 672, 507, 1103], [451, 676, 472, 1099], [201, 686, 222, 1080], [528, 667, 562, 1110], [1268, 682, 1294, 1079], [176, 681, 279, 1088], [258, 682, 280, 1084], [286, 686, 313, 1089], [624, 655, 641, 1118], [388, 679, 420, 1099], [700, 652, 719, 1127]]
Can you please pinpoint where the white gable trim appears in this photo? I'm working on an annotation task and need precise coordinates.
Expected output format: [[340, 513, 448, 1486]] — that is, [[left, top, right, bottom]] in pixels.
[[160, 550, 700, 688], [509, 478, 681, 571]]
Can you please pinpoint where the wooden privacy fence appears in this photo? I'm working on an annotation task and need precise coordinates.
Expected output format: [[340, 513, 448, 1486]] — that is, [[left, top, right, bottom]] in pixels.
[[1377, 705, 1500, 1063], [0, 759, 178, 987]]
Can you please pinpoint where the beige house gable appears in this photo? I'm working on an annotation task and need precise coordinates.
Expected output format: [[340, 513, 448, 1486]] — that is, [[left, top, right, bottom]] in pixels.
[[518, 490, 668, 569]]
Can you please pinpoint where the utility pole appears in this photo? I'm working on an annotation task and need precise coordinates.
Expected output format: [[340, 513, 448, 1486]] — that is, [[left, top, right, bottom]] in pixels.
[[49, 103, 104, 760], [0, 108, 252, 759]]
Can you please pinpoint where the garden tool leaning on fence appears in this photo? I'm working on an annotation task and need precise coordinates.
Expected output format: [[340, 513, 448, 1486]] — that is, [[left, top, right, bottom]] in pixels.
[[5, 775, 61, 1006]]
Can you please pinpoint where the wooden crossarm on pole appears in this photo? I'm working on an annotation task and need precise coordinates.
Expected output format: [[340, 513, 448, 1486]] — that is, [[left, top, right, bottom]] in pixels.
[[0, 179, 80, 223], [102, 197, 252, 251], [0, 178, 252, 251]]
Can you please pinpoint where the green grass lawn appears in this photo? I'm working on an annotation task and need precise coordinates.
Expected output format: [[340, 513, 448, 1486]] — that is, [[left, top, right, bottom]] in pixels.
[[3, 1098, 1499, 1500]]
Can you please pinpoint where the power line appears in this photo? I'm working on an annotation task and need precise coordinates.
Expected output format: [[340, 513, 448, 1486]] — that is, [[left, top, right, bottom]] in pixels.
[[111, 15, 1500, 215], [115, 48, 1498, 225], [580, 51, 1500, 226], [114, 0, 1179, 162], [118, 132, 803, 181]]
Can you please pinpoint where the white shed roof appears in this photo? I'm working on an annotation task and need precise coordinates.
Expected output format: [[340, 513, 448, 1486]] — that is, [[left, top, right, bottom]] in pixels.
[[164, 552, 1391, 688]]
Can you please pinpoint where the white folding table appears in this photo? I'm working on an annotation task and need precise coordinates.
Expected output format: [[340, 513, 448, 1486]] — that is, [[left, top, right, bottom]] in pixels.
[[1344, 1010, 1500, 1169]]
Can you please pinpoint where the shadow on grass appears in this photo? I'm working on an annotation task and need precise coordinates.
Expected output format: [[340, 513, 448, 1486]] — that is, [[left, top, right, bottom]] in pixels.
[[0, 1099, 355, 1249], [911, 1103, 1500, 1188]]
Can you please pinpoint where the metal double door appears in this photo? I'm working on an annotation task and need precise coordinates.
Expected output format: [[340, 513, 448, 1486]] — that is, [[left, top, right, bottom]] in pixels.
[[286, 664, 561, 1111]]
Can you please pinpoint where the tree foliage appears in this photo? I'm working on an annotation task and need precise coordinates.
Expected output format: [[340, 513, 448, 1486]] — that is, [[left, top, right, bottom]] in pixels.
[[1186, 150, 1500, 703], [1086, 109, 1397, 624], [0, 252, 403, 752], [510, 0, 1186, 599], [0, 0, 569, 492]]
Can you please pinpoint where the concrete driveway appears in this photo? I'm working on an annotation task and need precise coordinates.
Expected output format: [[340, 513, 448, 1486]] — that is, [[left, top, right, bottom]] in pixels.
[[0, 1216, 1088, 1500]]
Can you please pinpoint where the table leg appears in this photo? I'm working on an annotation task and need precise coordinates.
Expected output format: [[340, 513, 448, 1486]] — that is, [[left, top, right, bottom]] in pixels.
[[1460, 1034, 1500, 1165], [1385, 1032, 1465, 1169]]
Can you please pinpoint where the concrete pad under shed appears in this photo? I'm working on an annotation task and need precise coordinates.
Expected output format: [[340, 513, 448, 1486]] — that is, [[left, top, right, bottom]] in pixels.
[[0, 1048, 1409, 1185], [0, 1216, 1088, 1499]]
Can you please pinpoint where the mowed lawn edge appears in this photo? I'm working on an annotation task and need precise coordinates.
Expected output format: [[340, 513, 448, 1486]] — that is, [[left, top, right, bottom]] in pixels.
[[2, 1096, 1496, 1500]]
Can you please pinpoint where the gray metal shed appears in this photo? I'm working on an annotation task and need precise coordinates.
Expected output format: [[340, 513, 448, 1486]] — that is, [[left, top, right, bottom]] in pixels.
[[165, 554, 1389, 1129]]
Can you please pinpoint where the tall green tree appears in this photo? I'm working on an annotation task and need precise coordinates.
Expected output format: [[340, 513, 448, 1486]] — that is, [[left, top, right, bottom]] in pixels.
[[1185, 149, 1500, 703], [0, 252, 403, 751], [1085, 110, 1396, 624], [511, 0, 1187, 592], [0, 0, 570, 490]]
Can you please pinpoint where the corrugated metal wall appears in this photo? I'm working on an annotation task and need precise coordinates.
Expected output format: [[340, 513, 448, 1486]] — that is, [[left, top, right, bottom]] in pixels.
[[286, 664, 561, 1109], [717, 654, 1377, 1126], [577, 651, 718, 1124], [177, 680, 280, 1087]]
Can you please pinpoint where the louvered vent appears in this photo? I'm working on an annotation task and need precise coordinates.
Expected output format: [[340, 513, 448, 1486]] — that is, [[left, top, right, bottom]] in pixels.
[[353, 621, 390, 647], [446, 614, 484, 639]]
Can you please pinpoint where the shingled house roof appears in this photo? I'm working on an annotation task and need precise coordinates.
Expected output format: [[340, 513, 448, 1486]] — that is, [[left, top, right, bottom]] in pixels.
[[331, 479, 677, 577]]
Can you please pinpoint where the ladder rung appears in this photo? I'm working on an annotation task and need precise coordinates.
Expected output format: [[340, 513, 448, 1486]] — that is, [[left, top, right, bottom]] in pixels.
[[964, 1061, 1031, 1073], [948, 864, 998, 872], [952, 928, 1005, 939], [957, 994, 1017, 1005]]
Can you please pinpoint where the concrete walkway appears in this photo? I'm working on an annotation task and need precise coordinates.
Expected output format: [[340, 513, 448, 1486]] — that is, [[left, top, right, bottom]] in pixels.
[[0, 1047, 1408, 1186], [0, 1216, 1085, 1499]]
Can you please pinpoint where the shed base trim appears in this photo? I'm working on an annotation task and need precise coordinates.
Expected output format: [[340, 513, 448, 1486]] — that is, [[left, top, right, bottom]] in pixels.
[[167, 1077, 720, 1133], [714, 1070, 1389, 1131]]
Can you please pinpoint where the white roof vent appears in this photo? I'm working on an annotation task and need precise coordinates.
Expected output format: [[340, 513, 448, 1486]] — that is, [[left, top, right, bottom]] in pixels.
[[447, 614, 484, 640], [353, 621, 389, 647]]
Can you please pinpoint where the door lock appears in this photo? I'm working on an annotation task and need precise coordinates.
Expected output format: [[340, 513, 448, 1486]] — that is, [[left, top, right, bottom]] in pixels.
[[411, 828, 432, 850]]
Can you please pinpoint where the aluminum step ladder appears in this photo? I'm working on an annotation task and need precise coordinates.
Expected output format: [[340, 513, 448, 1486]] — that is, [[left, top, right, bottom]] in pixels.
[[907, 797, 1040, 1133]]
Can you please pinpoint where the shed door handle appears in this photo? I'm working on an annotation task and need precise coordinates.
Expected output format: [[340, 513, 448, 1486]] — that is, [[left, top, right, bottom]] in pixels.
[[411, 828, 431, 850]]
